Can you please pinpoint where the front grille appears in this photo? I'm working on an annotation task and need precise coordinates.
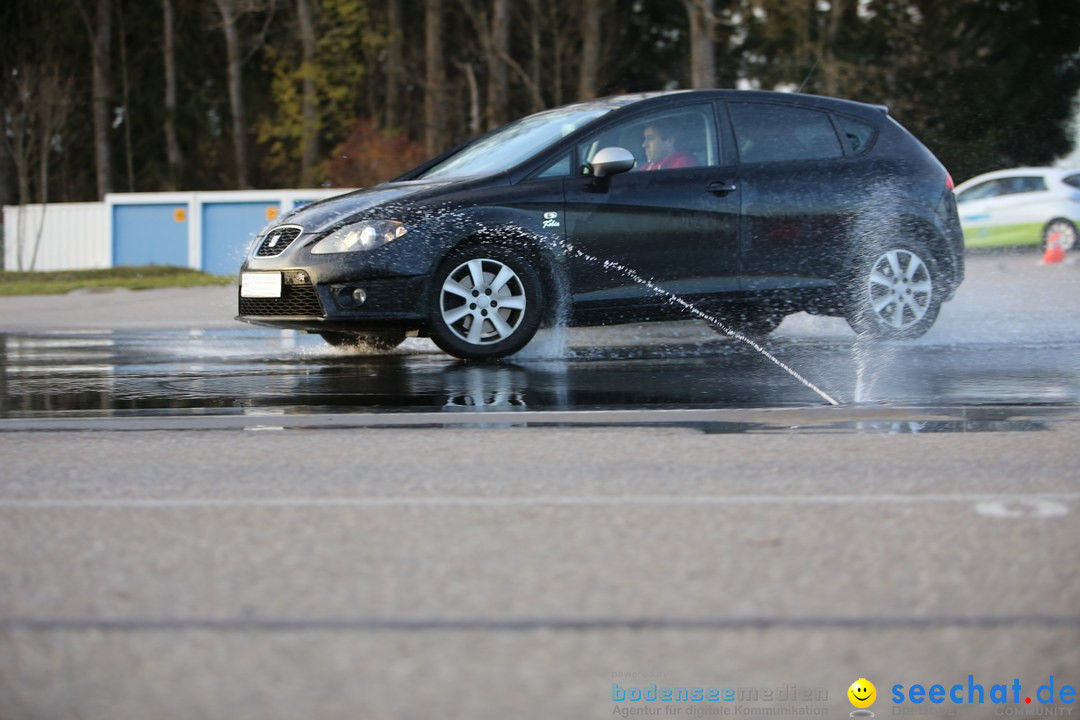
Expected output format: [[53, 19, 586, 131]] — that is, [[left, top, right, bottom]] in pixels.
[[240, 284, 325, 317], [255, 225, 303, 257]]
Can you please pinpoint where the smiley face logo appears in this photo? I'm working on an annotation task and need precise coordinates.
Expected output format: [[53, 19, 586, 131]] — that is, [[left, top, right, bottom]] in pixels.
[[848, 678, 877, 709]]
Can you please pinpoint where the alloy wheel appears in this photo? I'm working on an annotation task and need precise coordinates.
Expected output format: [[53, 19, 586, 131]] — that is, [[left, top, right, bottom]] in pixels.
[[866, 249, 933, 330], [439, 258, 528, 345]]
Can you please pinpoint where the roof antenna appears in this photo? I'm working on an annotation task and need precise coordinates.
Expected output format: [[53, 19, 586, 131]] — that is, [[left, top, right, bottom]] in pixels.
[[797, 57, 819, 94]]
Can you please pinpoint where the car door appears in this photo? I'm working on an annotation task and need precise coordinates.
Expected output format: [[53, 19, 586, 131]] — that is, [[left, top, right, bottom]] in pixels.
[[956, 179, 1003, 246], [561, 102, 741, 314], [975, 176, 1048, 246], [726, 100, 855, 292]]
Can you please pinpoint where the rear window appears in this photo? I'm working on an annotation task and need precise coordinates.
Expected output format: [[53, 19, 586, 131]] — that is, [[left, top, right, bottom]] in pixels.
[[1064, 174, 1080, 189], [728, 102, 843, 164]]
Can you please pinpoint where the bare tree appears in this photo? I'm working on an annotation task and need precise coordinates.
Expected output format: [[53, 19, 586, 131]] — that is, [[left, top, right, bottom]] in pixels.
[[547, 2, 571, 106], [212, 0, 251, 188], [384, 0, 405, 130], [526, 0, 544, 111], [459, 0, 511, 130], [162, 0, 183, 190], [820, 0, 851, 96], [6, 74, 34, 270], [578, 0, 601, 99], [6, 65, 72, 270], [0, 107, 10, 208], [683, 0, 717, 88], [296, 0, 319, 186], [485, 0, 509, 129], [77, 0, 113, 200], [457, 61, 482, 136], [117, 5, 135, 192], [424, 0, 445, 156], [29, 67, 71, 269]]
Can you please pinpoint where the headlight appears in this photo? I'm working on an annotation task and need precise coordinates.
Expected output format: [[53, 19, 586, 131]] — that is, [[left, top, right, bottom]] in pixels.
[[310, 220, 408, 254]]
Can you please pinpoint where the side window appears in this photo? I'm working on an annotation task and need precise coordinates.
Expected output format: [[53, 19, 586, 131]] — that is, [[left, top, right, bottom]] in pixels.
[[976, 176, 1048, 198], [577, 104, 719, 173], [1064, 174, 1080, 189], [728, 102, 843, 164], [836, 115, 877, 155], [1002, 176, 1047, 194], [956, 180, 1002, 203], [531, 153, 572, 180]]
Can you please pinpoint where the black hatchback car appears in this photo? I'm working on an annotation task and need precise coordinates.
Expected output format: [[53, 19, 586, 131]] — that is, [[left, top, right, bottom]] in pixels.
[[238, 90, 964, 359]]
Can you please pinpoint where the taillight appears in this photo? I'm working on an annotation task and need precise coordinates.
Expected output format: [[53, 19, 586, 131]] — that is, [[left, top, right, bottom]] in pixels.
[[946, 173, 955, 191]]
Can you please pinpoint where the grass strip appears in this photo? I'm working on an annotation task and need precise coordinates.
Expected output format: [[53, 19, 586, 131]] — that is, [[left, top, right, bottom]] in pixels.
[[0, 266, 235, 296]]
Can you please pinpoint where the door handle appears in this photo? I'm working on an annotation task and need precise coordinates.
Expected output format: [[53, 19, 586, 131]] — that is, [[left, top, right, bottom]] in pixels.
[[707, 181, 738, 195]]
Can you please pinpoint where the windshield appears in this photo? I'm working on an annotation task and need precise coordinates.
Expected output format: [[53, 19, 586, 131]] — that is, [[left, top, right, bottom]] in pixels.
[[418, 106, 612, 180]]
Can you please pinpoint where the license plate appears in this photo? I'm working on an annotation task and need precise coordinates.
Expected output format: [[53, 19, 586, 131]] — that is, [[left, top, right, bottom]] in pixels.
[[241, 272, 282, 298]]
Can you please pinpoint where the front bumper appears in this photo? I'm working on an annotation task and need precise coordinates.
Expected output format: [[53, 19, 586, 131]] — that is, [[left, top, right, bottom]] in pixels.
[[237, 270, 428, 334], [237, 223, 441, 333]]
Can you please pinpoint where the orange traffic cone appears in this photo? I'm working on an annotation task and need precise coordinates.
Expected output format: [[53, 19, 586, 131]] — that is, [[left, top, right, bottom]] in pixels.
[[1042, 231, 1066, 265]]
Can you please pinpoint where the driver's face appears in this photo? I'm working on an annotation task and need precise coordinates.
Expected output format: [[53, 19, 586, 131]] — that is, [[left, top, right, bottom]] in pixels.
[[642, 127, 674, 164]]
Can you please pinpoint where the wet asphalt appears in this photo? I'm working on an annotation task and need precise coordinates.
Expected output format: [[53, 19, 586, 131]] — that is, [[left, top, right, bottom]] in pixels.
[[0, 251, 1078, 719], [0, 251, 1078, 416]]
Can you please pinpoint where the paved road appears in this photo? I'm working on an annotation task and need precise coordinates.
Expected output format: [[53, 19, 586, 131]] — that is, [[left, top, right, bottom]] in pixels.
[[0, 251, 1078, 720]]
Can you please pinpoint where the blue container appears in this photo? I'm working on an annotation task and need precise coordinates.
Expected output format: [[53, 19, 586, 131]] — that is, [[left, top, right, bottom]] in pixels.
[[202, 201, 279, 276], [113, 203, 189, 267]]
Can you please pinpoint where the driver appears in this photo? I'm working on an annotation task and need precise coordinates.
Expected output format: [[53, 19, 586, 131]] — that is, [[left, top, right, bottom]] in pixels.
[[640, 119, 699, 171]]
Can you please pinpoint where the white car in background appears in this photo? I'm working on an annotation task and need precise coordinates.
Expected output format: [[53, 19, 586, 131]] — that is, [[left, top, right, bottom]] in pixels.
[[954, 167, 1080, 250]]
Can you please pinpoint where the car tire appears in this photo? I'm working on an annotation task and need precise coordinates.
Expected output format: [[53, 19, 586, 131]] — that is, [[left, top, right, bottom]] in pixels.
[[1043, 219, 1078, 252], [320, 331, 405, 353], [428, 245, 544, 360], [845, 241, 943, 340]]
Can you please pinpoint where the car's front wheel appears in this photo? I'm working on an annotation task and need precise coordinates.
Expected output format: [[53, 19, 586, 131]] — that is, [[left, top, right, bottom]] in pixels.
[[320, 331, 405, 353], [846, 242, 943, 340], [1043, 218, 1078, 252], [428, 246, 544, 360]]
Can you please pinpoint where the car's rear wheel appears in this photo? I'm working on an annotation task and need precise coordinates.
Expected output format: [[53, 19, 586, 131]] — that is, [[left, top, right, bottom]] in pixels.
[[320, 331, 405, 353], [846, 242, 942, 339], [1043, 218, 1078, 252], [428, 246, 544, 360]]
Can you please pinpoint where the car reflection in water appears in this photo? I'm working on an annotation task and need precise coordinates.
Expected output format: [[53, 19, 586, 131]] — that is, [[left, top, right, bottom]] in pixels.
[[0, 329, 1078, 419], [441, 365, 531, 411]]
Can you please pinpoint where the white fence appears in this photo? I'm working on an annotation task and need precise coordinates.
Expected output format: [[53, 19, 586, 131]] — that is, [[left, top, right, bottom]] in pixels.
[[3, 203, 110, 272], [2, 189, 349, 273]]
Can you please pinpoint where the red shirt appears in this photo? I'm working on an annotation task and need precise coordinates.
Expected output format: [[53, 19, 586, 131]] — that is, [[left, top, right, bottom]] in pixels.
[[641, 150, 699, 171]]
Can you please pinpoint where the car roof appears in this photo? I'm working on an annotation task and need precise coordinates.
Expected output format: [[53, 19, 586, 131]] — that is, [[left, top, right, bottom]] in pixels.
[[955, 167, 1080, 190], [559, 89, 889, 117]]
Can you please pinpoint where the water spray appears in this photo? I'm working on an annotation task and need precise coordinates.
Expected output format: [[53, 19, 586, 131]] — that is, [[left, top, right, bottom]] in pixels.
[[566, 243, 841, 406]]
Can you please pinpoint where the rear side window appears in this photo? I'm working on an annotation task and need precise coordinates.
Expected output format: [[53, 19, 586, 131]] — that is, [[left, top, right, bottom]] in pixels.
[[836, 115, 877, 154], [999, 176, 1047, 195], [728, 102, 843, 164], [1064, 174, 1080, 189]]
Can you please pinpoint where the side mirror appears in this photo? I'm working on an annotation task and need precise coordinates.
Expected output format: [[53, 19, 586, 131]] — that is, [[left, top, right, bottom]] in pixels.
[[589, 147, 636, 178]]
